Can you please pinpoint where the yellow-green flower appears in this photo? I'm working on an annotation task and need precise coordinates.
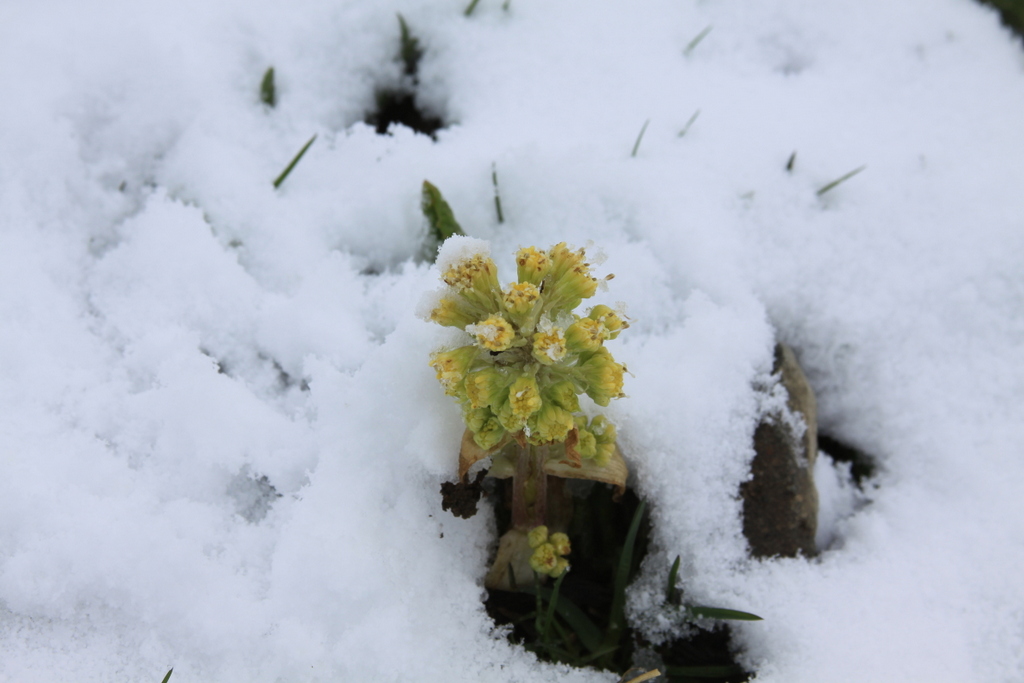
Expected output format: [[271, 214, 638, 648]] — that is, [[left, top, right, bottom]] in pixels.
[[545, 242, 599, 310], [428, 345, 478, 396], [576, 347, 625, 406], [528, 402, 575, 444], [565, 317, 607, 353], [589, 415, 618, 466], [545, 380, 580, 413], [473, 414, 507, 450], [575, 423, 598, 459], [588, 304, 628, 339], [516, 246, 551, 285], [527, 525, 550, 549], [503, 281, 540, 320], [508, 374, 542, 420], [428, 294, 479, 329], [531, 325, 567, 365], [527, 525, 571, 578], [465, 367, 512, 411], [466, 314, 515, 352], [549, 532, 571, 557]]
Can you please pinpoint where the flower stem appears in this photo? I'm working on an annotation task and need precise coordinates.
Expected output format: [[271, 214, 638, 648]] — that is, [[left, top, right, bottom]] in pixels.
[[511, 442, 548, 530]]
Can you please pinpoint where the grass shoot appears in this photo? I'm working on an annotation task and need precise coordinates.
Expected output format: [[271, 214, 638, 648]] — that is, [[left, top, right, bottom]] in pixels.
[[632, 119, 651, 157], [272, 135, 316, 189], [817, 165, 866, 196], [684, 26, 713, 57]]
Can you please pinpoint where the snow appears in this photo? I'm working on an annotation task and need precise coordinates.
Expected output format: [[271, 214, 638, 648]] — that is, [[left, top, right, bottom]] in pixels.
[[2, 0, 1024, 681]]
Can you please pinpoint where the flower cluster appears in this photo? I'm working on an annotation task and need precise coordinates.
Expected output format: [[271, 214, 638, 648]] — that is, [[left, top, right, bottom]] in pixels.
[[527, 525, 571, 578], [427, 238, 627, 461]]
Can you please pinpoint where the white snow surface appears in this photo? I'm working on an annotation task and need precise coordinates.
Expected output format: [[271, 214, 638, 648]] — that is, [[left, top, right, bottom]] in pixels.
[[2, 0, 1024, 681]]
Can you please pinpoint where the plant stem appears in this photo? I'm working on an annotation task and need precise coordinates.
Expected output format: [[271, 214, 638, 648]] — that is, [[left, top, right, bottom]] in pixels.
[[511, 442, 548, 530]]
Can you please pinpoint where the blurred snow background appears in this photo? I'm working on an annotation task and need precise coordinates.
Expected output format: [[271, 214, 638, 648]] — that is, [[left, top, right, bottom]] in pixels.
[[1, 0, 1023, 681]]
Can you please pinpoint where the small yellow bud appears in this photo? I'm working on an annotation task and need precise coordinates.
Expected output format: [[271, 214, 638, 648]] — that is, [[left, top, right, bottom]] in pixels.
[[589, 415, 618, 466], [565, 317, 607, 353], [529, 542, 559, 575], [551, 557, 570, 578], [508, 374, 543, 420], [549, 532, 571, 557], [465, 367, 513, 410], [516, 246, 551, 285], [588, 304, 628, 339], [473, 415, 507, 451], [464, 406, 491, 433], [546, 243, 598, 310], [531, 327, 567, 365], [466, 314, 515, 352], [428, 346, 479, 396], [442, 253, 498, 292], [545, 381, 580, 413], [575, 426, 597, 459], [428, 295, 478, 329], [528, 402, 575, 444], [503, 282, 540, 318], [527, 525, 549, 549], [577, 347, 625, 406]]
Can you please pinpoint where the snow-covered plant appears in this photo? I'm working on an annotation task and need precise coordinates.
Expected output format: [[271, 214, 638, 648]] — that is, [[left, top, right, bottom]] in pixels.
[[425, 236, 629, 589]]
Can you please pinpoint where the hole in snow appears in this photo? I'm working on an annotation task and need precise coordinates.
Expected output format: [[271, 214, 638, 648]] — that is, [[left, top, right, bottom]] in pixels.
[[364, 15, 447, 139], [479, 480, 752, 679], [227, 468, 282, 523]]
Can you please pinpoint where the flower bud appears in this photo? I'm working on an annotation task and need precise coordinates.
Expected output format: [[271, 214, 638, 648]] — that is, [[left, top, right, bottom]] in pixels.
[[473, 414, 507, 450], [549, 532, 571, 557], [575, 424, 598, 459], [466, 314, 515, 352], [528, 402, 575, 444], [516, 246, 551, 285], [589, 415, 618, 466], [503, 281, 540, 321], [441, 253, 503, 313], [531, 327, 567, 365], [565, 317, 607, 353], [545, 242, 598, 311], [527, 525, 549, 549], [465, 367, 513, 411], [428, 345, 478, 396], [428, 294, 479, 329], [576, 347, 625, 406], [546, 381, 580, 413], [508, 374, 542, 421], [529, 542, 558, 575], [588, 304, 628, 339]]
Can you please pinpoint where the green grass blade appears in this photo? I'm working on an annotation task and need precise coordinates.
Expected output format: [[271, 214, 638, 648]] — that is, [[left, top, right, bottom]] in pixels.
[[631, 119, 650, 158], [464, 0, 482, 16], [687, 605, 763, 621], [602, 499, 646, 654], [816, 165, 865, 196], [677, 109, 700, 137], [397, 14, 422, 77], [684, 26, 712, 56], [491, 163, 504, 224], [577, 644, 621, 665], [260, 67, 276, 107], [665, 664, 745, 678], [523, 584, 603, 653], [160, 669, 173, 683], [272, 134, 316, 189], [543, 571, 566, 645], [421, 180, 465, 254], [666, 554, 681, 604]]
